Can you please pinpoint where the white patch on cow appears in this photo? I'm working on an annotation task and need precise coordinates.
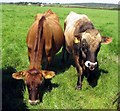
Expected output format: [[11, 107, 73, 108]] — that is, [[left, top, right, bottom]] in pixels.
[[82, 32, 91, 40], [65, 12, 90, 33], [66, 12, 90, 24], [28, 99, 40, 104], [85, 61, 97, 67], [97, 33, 101, 38]]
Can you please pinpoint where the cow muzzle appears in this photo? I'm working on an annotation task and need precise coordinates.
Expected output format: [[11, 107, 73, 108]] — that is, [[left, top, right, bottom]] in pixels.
[[85, 61, 97, 71], [28, 99, 40, 105]]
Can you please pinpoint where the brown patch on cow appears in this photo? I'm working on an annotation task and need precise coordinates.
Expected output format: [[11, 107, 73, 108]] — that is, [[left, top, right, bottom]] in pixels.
[[74, 19, 94, 36], [79, 22, 94, 33]]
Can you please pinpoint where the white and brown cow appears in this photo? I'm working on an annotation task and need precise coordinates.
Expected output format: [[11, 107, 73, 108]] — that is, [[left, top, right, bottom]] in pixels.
[[64, 11, 112, 89]]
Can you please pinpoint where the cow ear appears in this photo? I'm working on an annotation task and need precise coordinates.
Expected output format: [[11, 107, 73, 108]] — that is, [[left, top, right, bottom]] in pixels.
[[101, 36, 112, 44], [12, 70, 27, 80], [41, 70, 55, 79]]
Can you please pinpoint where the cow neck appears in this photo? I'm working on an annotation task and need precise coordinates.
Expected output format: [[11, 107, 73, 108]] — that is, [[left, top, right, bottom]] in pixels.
[[31, 16, 45, 70]]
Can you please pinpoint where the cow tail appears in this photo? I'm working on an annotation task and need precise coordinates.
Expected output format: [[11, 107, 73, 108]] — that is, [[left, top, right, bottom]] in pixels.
[[33, 16, 46, 69]]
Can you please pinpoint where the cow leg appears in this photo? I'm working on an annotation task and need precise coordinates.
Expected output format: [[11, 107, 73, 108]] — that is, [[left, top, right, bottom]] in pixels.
[[74, 55, 83, 90], [61, 47, 69, 63], [45, 57, 52, 91], [61, 38, 65, 63], [44, 56, 52, 91], [46, 56, 52, 69], [61, 40, 70, 63], [41, 54, 53, 90], [61, 45, 66, 63]]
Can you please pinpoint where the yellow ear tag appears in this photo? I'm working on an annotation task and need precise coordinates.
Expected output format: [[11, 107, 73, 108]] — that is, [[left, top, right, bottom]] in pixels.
[[74, 37, 80, 43], [44, 71, 55, 79], [45, 74, 53, 79]]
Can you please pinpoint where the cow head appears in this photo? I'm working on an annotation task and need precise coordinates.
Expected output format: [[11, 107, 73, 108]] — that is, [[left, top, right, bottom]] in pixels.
[[75, 29, 112, 71], [12, 69, 55, 105]]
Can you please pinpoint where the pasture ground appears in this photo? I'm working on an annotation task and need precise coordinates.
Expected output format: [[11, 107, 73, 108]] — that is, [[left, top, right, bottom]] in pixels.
[[2, 4, 119, 109]]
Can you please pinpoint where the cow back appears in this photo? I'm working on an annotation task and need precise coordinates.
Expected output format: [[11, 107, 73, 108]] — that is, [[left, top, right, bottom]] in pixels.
[[27, 10, 64, 69], [64, 12, 91, 53]]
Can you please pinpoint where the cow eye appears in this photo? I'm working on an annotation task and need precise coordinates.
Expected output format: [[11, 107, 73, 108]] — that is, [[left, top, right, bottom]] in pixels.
[[82, 43, 86, 48], [81, 43, 88, 52]]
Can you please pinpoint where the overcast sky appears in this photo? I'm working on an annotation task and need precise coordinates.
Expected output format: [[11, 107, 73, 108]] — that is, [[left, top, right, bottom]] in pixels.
[[1, 0, 119, 4]]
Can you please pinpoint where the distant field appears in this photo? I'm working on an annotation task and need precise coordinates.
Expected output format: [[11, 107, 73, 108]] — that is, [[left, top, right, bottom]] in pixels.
[[2, 4, 118, 110]]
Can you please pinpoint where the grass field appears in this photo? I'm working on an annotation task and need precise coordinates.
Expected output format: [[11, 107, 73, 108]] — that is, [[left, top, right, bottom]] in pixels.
[[2, 4, 118, 110]]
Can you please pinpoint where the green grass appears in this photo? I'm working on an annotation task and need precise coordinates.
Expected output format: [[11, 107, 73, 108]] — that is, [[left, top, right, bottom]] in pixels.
[[2, 4, 118, 109]]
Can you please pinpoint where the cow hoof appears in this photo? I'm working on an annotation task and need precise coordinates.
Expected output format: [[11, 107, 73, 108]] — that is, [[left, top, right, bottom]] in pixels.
[[75, 85, 82, 90]]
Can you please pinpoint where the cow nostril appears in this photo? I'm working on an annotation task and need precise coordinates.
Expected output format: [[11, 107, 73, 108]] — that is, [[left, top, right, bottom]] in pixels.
[[89, 65, 95, 71], [88, 63, 90, 66]]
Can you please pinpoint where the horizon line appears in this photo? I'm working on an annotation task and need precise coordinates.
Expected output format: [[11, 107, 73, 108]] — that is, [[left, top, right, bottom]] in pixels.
[[0, 2, 118, 4]]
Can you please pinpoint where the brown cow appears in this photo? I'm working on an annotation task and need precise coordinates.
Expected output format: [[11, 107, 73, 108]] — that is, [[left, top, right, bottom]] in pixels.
[[64, 12, 112, 90], [12, 9, 64, 105]]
